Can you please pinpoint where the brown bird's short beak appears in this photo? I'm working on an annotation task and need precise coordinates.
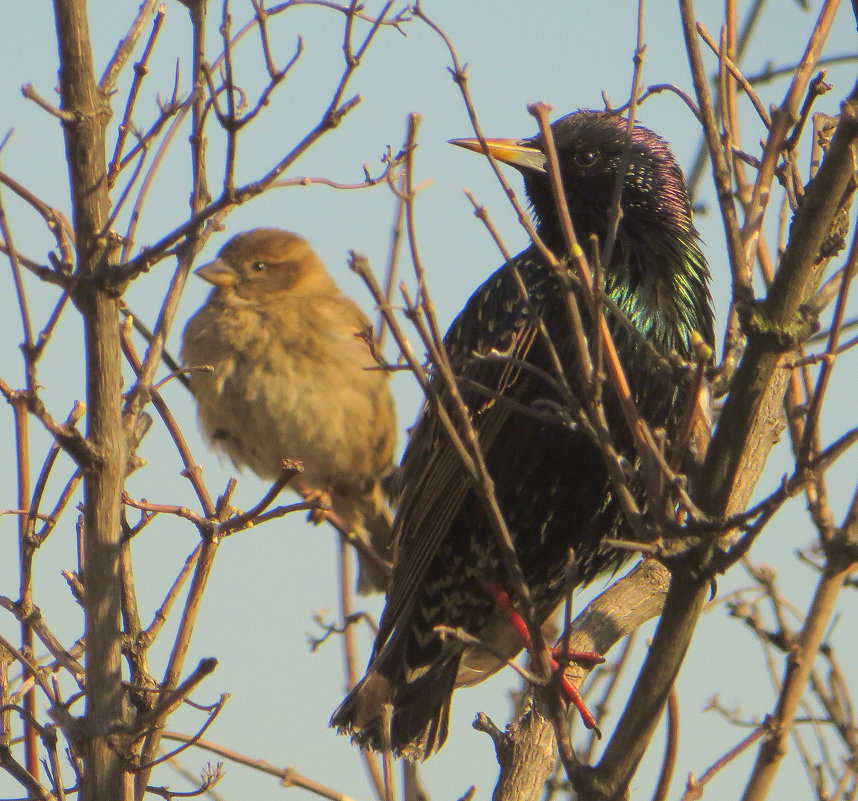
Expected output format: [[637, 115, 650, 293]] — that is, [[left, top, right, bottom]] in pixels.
[[448, 137, 547, 173], [195, 258, 238, 288]]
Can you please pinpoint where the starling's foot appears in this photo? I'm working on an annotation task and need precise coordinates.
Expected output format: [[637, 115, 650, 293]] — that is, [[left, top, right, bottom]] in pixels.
[[298, 485, 333, 525], [550, 644, 604, 735], [551, 645, 606, 667], [555, 669, 601, 736], [481, 580, 602, 736]]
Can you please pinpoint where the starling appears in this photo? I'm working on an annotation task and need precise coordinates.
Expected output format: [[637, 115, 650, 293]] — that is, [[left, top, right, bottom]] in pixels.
[[331, 111, 714, 756], [181, 228, 397, 593]]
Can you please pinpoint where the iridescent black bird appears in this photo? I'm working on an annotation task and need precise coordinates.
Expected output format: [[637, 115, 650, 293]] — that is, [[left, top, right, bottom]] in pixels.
[[331, 111, 715, 759]]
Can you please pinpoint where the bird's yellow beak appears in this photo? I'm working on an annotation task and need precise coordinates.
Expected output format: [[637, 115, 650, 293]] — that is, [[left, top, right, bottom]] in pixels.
[[195, 258, 238, 288], [448, 137, 547, 173]]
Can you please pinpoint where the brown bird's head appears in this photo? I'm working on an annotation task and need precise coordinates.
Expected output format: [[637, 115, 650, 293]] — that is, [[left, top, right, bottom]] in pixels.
[[195, 228, 336, 301]]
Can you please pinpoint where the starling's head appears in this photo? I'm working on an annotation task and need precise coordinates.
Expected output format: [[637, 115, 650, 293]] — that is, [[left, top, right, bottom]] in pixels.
[[450, 111, 714, 354], [195, 228, 335, 301], [528, 112, 698, 247], [452, 111, 696, 250]]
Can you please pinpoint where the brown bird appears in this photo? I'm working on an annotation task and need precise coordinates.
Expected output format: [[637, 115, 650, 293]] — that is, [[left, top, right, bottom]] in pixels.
[[181, 228, 396, 592]]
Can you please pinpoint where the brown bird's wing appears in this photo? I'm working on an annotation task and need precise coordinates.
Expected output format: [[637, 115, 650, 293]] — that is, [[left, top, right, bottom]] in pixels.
[[374, 253, 551, 653]]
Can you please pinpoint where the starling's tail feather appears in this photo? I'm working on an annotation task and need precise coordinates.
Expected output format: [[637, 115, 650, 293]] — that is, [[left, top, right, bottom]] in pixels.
[[330, 656, 459, 760]]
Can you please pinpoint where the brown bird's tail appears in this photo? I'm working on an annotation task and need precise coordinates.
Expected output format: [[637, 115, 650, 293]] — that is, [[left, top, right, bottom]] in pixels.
[[354, 500, 393, 594], [335, 486, 394, 594], [330, 650, 460, 760]]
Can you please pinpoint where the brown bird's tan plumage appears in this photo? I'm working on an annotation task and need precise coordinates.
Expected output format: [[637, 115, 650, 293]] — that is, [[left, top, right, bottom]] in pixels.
[[181, 228, 396, 592]]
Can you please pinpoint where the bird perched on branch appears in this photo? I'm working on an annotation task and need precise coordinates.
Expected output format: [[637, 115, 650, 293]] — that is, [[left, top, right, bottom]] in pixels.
[[331, 111, 715, 758], [181, 228, 396, 593]]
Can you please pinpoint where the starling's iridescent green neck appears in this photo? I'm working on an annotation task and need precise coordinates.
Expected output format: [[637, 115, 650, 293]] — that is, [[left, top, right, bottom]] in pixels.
[[523, 111, 714, 361]]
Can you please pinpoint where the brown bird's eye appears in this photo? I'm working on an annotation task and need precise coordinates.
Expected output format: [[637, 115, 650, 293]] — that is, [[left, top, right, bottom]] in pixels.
[[251, 261, 267, 272], [573, 149, 599, 168]]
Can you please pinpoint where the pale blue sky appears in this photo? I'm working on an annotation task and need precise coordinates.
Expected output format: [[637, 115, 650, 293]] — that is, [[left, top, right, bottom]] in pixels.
[[1, 2, 856, 800]]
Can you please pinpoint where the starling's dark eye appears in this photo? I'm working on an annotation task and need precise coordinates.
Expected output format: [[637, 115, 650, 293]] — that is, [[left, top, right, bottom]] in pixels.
[[250, 261, 267, 272], [573, 149, 600, 168]]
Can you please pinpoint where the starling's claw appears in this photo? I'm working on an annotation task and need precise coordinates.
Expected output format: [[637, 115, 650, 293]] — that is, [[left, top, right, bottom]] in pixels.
[[557, 672, 601, 736], [551, 645, 606, 666]]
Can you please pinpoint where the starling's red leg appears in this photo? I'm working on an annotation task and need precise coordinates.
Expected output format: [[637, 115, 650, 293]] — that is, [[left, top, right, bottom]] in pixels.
[[482, 581, 532, 645], [481, 581, 601, 732]]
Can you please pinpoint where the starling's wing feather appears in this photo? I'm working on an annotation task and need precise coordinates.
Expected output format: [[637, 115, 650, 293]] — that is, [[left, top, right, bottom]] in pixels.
[[374, 254, 547, 652]]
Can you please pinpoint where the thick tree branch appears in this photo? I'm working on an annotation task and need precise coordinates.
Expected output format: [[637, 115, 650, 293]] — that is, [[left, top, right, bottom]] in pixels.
[[52, 1, 128, 799]]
